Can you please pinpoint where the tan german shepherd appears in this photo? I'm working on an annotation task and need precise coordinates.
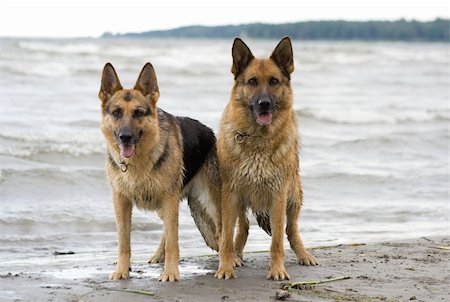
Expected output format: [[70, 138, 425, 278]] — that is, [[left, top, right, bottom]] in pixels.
[[215, 37, 317, 281], [98, 63, 221, 281]]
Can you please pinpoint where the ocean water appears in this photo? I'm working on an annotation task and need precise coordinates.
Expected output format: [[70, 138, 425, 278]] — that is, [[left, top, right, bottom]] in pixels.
[[0, 38, 448, 273]]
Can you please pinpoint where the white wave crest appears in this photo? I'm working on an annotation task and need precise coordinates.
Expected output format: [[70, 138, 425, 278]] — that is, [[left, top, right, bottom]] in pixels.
[[0, 129, 105, 157], [297, 108, 450, 125], [18, 41, 100, 55]]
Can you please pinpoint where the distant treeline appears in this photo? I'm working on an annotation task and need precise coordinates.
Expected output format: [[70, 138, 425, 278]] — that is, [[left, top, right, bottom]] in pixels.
[[103, 19, 449, 42]]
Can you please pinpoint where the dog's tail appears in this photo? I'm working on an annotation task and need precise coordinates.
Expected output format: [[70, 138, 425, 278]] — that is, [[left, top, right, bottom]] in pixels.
[[186, 151, 221, 252], [255, 176, 303, 237], [188, 196, 219, 251], [255, 212, 272, 236]]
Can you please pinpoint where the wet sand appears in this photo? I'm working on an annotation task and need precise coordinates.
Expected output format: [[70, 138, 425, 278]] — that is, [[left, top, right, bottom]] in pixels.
[[1, 236, 448, 302]]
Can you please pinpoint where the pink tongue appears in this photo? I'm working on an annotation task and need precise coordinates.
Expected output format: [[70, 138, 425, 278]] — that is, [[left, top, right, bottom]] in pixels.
[[120, 145, 135, 158], [256, 112, 273, 125]]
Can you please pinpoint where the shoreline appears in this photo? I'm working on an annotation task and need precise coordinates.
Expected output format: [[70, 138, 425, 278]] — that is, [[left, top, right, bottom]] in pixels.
[[1, 236, 448, 301]]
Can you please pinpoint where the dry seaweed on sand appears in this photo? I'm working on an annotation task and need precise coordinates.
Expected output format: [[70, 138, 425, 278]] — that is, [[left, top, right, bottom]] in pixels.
[[117, 289, 155, 296], [236, 243, 367, 256], [432, 245, 450, 250], [244, 243, 367, 254], [190, 243, 366, 258], [310, 243, 366, 250], [281, 276, 350, 291]]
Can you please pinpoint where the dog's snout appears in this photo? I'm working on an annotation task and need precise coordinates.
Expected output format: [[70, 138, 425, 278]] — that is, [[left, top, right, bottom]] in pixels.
[[119, 131, 133, 143], [255, 96, 273, 112], [258, 99, 271, 109]]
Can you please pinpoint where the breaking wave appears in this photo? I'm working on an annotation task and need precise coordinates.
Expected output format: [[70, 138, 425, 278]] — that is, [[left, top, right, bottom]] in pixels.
[[296, 108, 450, 124]]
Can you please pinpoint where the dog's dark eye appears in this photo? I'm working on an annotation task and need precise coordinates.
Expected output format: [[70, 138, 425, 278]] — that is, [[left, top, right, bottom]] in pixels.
[[133, 109, 146, 119], [248, 77, 258, 86], [269, 77, 279, 86], [111, 108, 122, 119]]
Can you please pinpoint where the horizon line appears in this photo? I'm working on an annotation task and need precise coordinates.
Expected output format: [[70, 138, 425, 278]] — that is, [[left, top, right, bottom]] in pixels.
[[1, 17, 448, 39]]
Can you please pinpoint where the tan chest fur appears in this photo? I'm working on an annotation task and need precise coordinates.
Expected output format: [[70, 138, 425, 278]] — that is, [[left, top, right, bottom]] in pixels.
[[218, 120, 298, 212], [106, 146, 183, 211], [232, 141, 284, 190]]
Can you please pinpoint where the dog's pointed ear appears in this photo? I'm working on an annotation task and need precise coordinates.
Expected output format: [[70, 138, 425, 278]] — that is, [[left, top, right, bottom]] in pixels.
[[99, 63, 122, 103], [231, 38, 254, 78], [270, 37, 294, 77], [134, 62, 160, 104]]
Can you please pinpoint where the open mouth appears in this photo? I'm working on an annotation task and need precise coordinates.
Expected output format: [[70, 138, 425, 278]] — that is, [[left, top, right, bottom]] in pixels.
[[255, 112, 273, 125], [119, 144, 135, 159]]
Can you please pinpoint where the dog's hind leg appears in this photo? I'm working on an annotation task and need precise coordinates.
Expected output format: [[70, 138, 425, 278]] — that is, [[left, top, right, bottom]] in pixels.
[[286, 179, 318, 266], [233, 210, 249, 267], [148, 232, 165, 264]]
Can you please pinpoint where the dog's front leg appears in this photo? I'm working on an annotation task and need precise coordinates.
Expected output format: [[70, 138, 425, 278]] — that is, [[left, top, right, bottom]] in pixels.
[[267, 190, 289, 280], [233, 210, 249, 267], [109, 192, 132, 280], [159, 194, 180, 282], [286, 184, 317, 266], [215, 184, 238, 279]]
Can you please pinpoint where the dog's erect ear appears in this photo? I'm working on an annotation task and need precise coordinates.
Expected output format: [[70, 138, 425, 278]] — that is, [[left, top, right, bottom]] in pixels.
[[231, 38, 254, 79], [99, 63, 123, 103], [270, 37, 294, 77], [134, 62, 160, 104]]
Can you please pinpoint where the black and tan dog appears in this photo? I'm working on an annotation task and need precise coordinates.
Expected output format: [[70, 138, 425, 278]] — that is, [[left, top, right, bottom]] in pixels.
[[215, 37, 318, 281], [98, 63, 222, 282]]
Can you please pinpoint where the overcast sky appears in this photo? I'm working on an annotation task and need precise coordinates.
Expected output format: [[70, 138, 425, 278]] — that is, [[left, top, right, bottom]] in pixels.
[[0, 0, 448, 38]]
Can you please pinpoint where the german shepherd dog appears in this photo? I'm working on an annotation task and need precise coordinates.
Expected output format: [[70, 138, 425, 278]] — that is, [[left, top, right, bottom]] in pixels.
[[215, 37, 318, 281], [98, 63, 222, 282]]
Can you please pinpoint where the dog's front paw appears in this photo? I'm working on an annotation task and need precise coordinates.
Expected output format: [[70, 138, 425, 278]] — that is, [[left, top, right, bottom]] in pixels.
[[148, 253, 165, 264], [297, 251, 318, 266], [233, 254, 244, 267], [159, 268, 180, 282], [214, 266, 237, 280], [267, 265, 290, 281], [109, 270, 130, 280]]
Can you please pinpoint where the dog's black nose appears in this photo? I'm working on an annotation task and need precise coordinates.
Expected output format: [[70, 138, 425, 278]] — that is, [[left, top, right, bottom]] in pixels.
[[119, 132, 133, 143], [257, 99, 272, 110]]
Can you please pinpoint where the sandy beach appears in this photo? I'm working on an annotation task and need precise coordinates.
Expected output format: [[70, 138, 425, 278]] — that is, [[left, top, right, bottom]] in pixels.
[[1, 236, 448, 302]]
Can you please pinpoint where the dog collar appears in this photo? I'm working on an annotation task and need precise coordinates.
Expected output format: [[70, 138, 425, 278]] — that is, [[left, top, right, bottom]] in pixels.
[[234, 131, 262, 144], [234, 132, 249, 143], [119, 161, 128, 172], [109, 153, 129, 173]]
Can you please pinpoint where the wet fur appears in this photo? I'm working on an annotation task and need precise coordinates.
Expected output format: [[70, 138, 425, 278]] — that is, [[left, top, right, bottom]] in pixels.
[[99, 63, 221, 282], [215, 37, 317, 281]]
